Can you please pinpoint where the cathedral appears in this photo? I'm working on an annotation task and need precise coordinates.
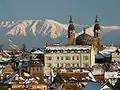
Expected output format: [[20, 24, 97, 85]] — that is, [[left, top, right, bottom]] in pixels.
[[44, 16, 101, 75], [68, 15, 101, 48]]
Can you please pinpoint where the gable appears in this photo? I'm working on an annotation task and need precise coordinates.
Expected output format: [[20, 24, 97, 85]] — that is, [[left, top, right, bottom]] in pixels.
[[100, 85, 112, 90], [3, 63, 14, 73]]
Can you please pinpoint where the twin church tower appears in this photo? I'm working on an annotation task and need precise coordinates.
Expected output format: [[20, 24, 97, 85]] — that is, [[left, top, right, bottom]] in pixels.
[[68, 15, 101, 48]]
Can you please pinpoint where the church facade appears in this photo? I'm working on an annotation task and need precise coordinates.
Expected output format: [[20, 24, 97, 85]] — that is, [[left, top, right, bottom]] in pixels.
[[44, 16, 101, 75]]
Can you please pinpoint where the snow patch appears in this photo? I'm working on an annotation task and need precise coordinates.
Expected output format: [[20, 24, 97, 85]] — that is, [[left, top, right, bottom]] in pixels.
[[19, 77, 24, 80], [24, 72, 30, 77]]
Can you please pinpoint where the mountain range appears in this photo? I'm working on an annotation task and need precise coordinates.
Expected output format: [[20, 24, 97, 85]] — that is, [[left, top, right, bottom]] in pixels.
[[0, 19, 120, 49]]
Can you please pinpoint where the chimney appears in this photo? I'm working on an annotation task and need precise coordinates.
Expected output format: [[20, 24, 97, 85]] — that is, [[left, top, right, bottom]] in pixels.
[[29, 67, 32, 76], [18, 68, 22, 77]]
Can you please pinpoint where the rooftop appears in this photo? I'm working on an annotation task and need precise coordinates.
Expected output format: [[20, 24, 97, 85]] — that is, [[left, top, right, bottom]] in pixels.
[[46, 45, 91, 51]]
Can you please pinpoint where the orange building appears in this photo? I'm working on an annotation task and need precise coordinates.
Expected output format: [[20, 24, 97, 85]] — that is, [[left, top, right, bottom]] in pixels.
[[10, 84, 48, 90]]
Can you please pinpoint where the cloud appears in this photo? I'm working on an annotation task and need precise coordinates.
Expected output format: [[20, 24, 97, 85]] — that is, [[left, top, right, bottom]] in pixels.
[[75, 24, 120, 37], [101, 25, 120, 32]]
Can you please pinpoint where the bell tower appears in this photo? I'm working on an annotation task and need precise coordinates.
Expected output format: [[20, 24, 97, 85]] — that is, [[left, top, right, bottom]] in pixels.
[[93, 15, 101, 48], [68, 16, 76, 45]]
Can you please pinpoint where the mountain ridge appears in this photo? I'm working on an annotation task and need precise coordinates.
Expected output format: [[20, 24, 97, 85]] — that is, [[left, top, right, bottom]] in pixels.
[[0, 19, 120, 48]]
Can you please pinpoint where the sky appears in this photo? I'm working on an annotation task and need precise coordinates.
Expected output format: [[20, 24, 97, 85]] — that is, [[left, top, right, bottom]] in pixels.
[[0, 0, 120, 47], [0, 0, 120, 25]]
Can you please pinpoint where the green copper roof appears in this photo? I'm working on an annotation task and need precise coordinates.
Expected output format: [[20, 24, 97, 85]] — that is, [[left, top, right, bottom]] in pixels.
[[94, 15, 100, 30], [76, 29, 93, 45], [95, 15, 99, 24], [69, 16, 73, 24]]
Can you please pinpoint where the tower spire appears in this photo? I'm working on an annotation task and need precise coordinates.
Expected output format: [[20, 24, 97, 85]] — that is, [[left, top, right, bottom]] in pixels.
[[68, 16, 75, 45], [69, 16, 73, 24], [93, 15, 101, 49], [95, 15, 99, 24], [83, 28, 86, 33]]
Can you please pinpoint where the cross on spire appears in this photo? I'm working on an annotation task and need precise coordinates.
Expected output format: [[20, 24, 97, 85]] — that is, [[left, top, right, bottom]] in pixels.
[[83, 28, 86, 33]]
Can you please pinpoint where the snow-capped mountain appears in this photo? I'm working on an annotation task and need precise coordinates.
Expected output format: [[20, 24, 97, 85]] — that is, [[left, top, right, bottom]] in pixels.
[[0, 19, 69, 48], [0, 19, 120, 48], [0, 19, 68, 38]]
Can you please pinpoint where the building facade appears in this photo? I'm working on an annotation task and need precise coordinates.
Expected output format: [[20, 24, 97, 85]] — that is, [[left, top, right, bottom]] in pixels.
[[44, 16, 97, 75], [112, 49, 120, 62], [44, 45, 95, 75]]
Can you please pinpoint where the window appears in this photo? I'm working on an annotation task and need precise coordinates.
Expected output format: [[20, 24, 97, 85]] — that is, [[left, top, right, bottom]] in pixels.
[[65, 56, 70, 60], [65, 63, 70, 68], [47, 56, 52, 60], [72, 56, 74, 60], [47, 63, 52, 67], [67, 50, 70, 53], [60, 50, 63, 53], [57, 63, 59, 67], [73, 64, 74, 67], [86, 49, 89, 53], [42, 86, 46, 90], [74, 50, 78, 53], [83, 56, 88, 60], [77, 56, 79, 60], [37, 68, 39, 71], [61, 63, 63, 67], [77, 64, 79, 67], [61, 57, 63, 60], [83, 63, 89, 67], [57, 57, 59, 60]]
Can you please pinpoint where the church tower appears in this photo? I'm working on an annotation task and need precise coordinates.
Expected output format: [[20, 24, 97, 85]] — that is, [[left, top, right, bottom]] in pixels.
[[93, 15, 101, 48], [68, 16, 76, 45]]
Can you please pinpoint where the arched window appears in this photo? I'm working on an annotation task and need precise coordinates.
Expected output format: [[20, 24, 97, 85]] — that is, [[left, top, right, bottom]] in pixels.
[[77, 56, 79, 60], [57, 57, 59, 60], [72, 56, 74, 60]]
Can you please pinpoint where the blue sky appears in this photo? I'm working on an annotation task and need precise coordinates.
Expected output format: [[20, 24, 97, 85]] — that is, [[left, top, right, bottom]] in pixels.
[[0, 0, 120, 25]]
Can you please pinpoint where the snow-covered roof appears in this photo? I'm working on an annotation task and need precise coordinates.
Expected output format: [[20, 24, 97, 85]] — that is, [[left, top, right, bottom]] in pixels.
[[92, 64, 105, 75], [3, 50, 11, 57], [99, 46, 117, 54], [24, 72, 30, 77], [4, 71, 18, 84], [46, 45, 91, 50], [23, 78, 39, 84], [32, 50, 44, 54], [0, 55, 10, 61], [19, 77, 25, 80], [96, 53, 111, 59]]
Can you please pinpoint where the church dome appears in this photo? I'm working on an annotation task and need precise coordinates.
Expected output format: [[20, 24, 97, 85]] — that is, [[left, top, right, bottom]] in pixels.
[[76, 29, 93, 45]]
